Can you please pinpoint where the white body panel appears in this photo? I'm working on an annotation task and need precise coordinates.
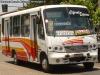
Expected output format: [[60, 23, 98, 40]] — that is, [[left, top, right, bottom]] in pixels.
[[46, 35, 98, 64]]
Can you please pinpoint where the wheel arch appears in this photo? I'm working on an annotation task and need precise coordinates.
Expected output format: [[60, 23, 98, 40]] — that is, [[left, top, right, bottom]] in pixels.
[[12, 49, 16, 58], [40, 51, 48, 63]]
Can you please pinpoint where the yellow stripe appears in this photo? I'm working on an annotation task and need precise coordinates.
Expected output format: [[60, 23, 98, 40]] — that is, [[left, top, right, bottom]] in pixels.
[[2, 46, 25, 52]]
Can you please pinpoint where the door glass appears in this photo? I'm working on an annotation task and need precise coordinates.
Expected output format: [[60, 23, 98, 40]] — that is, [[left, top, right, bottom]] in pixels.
[[38, 19, 45, 39]]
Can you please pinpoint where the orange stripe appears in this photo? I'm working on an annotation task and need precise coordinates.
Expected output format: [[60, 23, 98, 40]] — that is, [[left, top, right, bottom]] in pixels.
[[2, 46, 28, 60], [2, 37, 38, 60], [2, 37, 40, 48]]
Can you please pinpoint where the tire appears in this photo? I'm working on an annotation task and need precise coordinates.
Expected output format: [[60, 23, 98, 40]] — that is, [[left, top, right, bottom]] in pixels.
[[83, 62, 94, 70], [41, 55, 52, 73], [13, 53, 22, 65], [98, 48, 100, 62]]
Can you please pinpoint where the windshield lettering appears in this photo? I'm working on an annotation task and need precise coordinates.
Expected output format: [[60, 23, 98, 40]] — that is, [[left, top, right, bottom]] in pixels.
[[54, 22, 71, 26], [56, 30, 74, 35], [69, 10, 89, 17]]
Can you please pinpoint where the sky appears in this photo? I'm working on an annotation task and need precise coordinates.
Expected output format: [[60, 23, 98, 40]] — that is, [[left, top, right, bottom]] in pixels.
[[0, 0, 29, 23]]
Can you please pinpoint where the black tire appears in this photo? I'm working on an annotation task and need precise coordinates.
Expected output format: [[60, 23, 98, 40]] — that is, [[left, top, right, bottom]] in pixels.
[[83, 62, 94, 70], [98, 48, 100, 62], [41, 55, 52, 73], [13, 52, 22, 65]]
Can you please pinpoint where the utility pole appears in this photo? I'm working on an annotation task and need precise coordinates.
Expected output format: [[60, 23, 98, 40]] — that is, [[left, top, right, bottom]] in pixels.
[[23, 2, 24, 9]]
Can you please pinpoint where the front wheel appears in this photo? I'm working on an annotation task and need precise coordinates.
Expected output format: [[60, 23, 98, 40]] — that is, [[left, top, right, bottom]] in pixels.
[[41, 55, 52, 73], [83, 62, 94, 70]]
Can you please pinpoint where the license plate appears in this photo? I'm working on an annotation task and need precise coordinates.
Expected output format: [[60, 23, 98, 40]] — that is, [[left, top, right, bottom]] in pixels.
[[74, 54, 83, 57]]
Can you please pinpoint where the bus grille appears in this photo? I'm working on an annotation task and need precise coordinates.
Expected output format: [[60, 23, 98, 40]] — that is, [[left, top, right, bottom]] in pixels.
[[65, 45, 88, 53], [69, 57, 86, 62]]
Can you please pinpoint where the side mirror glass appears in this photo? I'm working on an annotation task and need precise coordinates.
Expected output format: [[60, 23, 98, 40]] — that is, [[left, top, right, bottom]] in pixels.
[[36, 15, 40, 24]]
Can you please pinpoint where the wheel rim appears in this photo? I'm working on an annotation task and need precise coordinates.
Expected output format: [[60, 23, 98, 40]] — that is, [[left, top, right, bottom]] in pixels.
[[14, 54, 17, 63], [42, 58, 48, 69]]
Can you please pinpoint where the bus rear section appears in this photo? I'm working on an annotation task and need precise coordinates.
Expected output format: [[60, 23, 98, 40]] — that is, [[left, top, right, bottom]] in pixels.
[[1, 12, 39, 64]]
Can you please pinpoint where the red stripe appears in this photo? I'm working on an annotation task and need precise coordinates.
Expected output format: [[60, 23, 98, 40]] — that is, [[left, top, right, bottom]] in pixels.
[[2, 38, 36, 60], [63, 39, 83, 44]]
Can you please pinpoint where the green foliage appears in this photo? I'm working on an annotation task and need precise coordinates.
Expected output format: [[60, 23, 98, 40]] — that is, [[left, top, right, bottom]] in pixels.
[[25, 2, 41, 9], [91, 0, 98, 11], [93, 8, 100, 25]]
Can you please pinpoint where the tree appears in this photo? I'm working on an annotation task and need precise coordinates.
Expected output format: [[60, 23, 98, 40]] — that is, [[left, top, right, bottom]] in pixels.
[[93, 8, 100, 25], [91, 0, 98, 11], [25, 1, 41, 9]]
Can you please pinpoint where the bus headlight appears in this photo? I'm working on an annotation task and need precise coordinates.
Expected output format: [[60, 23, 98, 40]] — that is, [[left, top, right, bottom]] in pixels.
[[93, 44, 96, 48], [59, 47, 63, 50], [54, 46, 64, 52], [54, 47, 58, 50], [89, 44, 97, 50], [93, 44, 98, 50]]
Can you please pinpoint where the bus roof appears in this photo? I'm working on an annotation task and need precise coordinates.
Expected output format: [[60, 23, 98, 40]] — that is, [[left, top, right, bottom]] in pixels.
[[1, 4, 87, 18]]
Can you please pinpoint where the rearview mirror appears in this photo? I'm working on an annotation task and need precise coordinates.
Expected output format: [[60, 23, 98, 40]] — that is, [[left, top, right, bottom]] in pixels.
[[36, 15, 41, 24]]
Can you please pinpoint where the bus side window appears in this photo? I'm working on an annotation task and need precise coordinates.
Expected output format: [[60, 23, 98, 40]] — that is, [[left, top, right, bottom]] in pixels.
[[13, 15, 20, 36], [38, 21, 45, 39], [21, 14, 30, 37]]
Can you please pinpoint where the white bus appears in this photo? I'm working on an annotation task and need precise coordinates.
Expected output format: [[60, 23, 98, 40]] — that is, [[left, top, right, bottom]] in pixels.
[[1, 5, 98, 72]]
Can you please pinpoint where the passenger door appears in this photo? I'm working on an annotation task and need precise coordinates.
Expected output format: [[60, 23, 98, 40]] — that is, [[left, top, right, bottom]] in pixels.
[[30, 12, 46, 62], [4, 18, 10, 55], [30, 13, 39, 61]]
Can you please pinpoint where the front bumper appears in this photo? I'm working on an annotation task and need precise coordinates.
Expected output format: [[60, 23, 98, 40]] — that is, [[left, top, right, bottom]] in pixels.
[[48, 49, 98, 65]]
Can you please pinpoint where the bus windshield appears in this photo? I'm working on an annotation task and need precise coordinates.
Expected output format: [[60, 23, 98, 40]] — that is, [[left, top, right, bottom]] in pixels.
[[43, 7, 94, 36]]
